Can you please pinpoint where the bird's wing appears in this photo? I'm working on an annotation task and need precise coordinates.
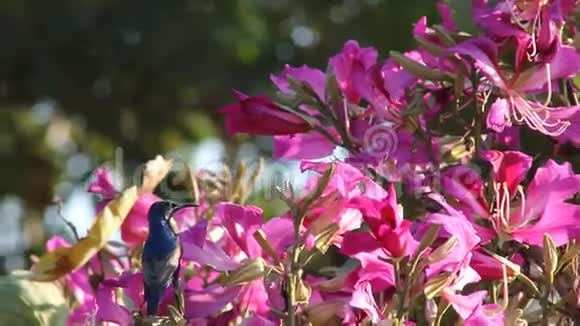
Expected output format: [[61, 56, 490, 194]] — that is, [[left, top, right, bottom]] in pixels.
[[142, 246, 181, 288]]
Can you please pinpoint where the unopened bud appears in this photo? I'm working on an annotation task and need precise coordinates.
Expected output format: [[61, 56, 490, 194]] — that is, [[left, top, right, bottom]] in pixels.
[[424, 272, 453, 299], [428, 236, 458, 263], [416, 224, 441, 258], [313, 223, 340, 254], [220, 258, 266, 286], [542, 234, 558, 286], [390, 51, 454, 82], [304, 301, 343, 326]]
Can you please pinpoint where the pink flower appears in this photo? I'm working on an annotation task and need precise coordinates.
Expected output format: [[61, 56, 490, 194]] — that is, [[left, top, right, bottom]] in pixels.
[[330, 40, 378, 103], [300, 161, 388, 200], [180, 203, 281, 318], [180, 219, 240, 271], [216, 203, 264, 259], [220, 90, 312, 136], [94, 283, 132, 326], [184, 285, 242, 319], [470, 250, 522, 281], [445, 150, 580, 246], [436, 2, 457, 32], [273, 130, 339, 160], [422, 193, 481, 275], [448, 37, 580, 138], [270, 64, 326, 101], [87, 166, 160, 247], [350, 184, 416, 258], [507, 158, 580, 245]]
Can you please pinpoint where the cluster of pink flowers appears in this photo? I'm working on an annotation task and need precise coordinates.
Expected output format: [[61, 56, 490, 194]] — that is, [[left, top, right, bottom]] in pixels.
[[38, 1, 580, 325]]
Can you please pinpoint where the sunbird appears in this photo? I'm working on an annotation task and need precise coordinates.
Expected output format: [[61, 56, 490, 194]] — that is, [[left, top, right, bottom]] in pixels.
[[142, 200, 195, 315]]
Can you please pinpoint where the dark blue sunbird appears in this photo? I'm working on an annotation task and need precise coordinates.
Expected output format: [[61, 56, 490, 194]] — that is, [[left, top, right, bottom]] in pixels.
[[142, 201, 195, 315]]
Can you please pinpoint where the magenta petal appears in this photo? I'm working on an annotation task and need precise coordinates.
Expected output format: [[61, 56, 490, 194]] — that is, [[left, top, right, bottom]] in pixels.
[[102, 272, 144, 309], [95, 285, 132, 326], [349, 282, 381, 323], [184, 285, 242, 319], [261, 216, 294, 255], [121, 192, 159, 247], [270, 64, 326, 100], [46, 236, 70, 251], [464, 303, 505, 326], [220, 91, 311, 136], [441, 166, 488, 218], [238, 280, 270, 315], [340, 231, 382, 258], [444, 290, 487, 320], [274, 131, 337, 160], [519, 46, 580, 91], [68, 300, 96, 326], [180, 219, 208, 248], [472, 0, 526, 39], [180, 220, 240, 271], [550, 106, 580, 145], [527, 160, 579, 204], [217, 203, 264, 258], [512, 201, 580, 246], [486, 98, 510, 133], [494, 126, 521, 149], [447, 38, 506, 89], [381, 56, 418, 102], [300, 161, 387, 200], [68, 268, 95, 305], [425, 209, 481, 274], [87, 167, 118, 198], [330, 40, 378, 102], [480, 150, 532, 195], [436, 2, 457, 31]]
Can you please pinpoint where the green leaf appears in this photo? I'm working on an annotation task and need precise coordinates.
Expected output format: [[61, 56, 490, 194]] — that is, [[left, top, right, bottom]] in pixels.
[[0, 273, 68, 326]]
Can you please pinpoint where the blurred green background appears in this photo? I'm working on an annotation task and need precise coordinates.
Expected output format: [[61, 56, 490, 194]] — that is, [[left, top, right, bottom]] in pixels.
[[0, 0, 441, 273]]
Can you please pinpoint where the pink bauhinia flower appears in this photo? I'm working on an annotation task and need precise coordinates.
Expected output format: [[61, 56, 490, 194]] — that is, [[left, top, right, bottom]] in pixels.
[[220, 90, 312, 136], [180, 203, 285, 319], [87, 166, 159, 247], [273, 130, 340, 160], [349, 183, 417, 258], [270, 64, 326, 102], [442, 150, 580, 246], [447, 37, 580, 139], [330, 40, 378, 103]]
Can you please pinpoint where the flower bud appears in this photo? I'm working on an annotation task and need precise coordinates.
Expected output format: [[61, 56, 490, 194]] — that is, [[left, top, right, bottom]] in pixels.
[[542, 234, 558, 286], [427, 236, 458, 263], [313, 223, 340, 254], [415, 224, 441, 258], [390, 51, 454, 81], [424, 272, 453, 299], [304, 301, 343, 326], [220, 258, 266, 286]]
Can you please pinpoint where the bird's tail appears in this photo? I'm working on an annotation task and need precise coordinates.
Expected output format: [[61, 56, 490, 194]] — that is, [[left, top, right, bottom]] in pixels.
[[145, 286, 164, 316]]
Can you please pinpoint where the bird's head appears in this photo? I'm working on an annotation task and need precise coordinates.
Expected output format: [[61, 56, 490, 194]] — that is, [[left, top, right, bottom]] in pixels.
[[147, 200, 196, 224]]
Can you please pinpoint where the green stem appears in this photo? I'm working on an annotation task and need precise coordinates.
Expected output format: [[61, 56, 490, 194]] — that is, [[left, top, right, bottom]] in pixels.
[[471, 74, 485, 155], [434, 301, 450, 326], [394, 259, 408, 322], [286, 213, 303, 326]]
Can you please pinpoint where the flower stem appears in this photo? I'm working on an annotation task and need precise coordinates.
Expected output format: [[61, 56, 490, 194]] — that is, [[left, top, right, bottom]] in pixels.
[[286, 212, 304, 326]]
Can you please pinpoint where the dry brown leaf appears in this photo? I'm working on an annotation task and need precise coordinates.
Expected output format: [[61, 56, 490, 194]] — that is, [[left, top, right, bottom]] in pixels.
[[30, 186, 139, 281]]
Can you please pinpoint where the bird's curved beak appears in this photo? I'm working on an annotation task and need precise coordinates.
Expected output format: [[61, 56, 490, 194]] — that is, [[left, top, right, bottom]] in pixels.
[[166, 203, 197, 222]]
